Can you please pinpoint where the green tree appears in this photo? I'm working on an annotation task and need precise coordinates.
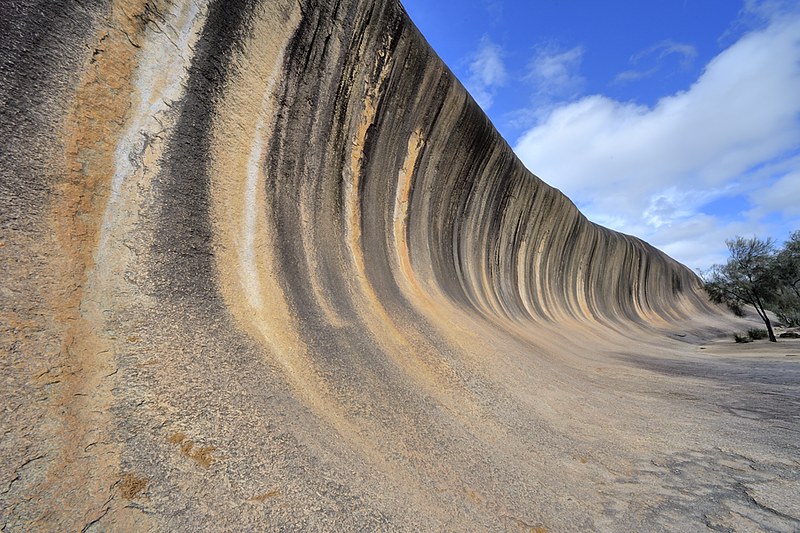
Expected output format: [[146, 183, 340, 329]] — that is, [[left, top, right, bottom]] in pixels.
[[702, 236, 779, 342], [773, 230, 800, 326]]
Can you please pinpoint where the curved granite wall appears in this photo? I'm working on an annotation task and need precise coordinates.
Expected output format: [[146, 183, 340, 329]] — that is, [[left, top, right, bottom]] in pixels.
[[1, 1, 741, 531]]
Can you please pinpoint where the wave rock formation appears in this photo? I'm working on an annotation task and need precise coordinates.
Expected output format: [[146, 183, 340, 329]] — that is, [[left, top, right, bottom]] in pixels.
[[2, 1, 798, 531]]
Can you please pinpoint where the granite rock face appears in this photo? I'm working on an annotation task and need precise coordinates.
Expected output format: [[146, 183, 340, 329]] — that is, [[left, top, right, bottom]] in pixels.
[[2, 1, 799, 531]]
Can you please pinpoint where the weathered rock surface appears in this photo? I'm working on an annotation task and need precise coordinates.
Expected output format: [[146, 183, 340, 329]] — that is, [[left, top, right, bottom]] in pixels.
[[1, 1, 798, 531]]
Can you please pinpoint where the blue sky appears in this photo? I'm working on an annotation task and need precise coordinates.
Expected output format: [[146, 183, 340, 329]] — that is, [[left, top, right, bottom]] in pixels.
[[401, 0, 800, 272]]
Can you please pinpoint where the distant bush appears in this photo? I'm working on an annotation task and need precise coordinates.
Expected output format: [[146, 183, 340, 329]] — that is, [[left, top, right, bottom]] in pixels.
[[775, 309, 800, 327], [773, 293, 800, 327], [727, 302, 745, 317], [747, 328, 768, 340], [734, 332, 752, 343]]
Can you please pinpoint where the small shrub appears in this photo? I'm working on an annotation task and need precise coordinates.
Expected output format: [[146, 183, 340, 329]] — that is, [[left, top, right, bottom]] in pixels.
[[734, 332, 752, 343], [747, 328, 768, 340]]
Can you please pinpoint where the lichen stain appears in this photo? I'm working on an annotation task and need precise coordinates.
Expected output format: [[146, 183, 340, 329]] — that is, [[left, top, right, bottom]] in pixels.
[[119, 472, 149, 499], [168, 432, 218, 468]]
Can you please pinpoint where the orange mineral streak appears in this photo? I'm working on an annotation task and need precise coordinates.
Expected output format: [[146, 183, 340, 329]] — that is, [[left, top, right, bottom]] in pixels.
[[50, 0, 151, 529], [392, 129, 425, 293], [346, 69, 457, 397]]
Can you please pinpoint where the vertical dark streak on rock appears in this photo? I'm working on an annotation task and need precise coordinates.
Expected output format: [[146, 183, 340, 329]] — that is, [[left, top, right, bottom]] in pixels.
[[0, 0, 106, 227], [153, 0, 258, 305], [267, 0, 345, 329], [265, 0, 391, 382]]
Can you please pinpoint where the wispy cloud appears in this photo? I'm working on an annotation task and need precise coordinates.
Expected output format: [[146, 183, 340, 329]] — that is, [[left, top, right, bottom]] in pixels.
[[481, 0, 503, 25], [720, 0, 800, 44], [525, 44, 584, 99], [465, 36, 507, 110], [514, 13, 800, 270], [501, 44, 584, 130], [614, 40, 697, 84], [742, 0, 800, 23], [632, 40, 697, 67]]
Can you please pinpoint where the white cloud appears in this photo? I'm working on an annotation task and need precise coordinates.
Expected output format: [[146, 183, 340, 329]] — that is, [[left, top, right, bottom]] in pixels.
[[465, 36, 507, 110], [655, 215, 771, 273], [513, 14, 800, 271], [752, 171, 800, 217]]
